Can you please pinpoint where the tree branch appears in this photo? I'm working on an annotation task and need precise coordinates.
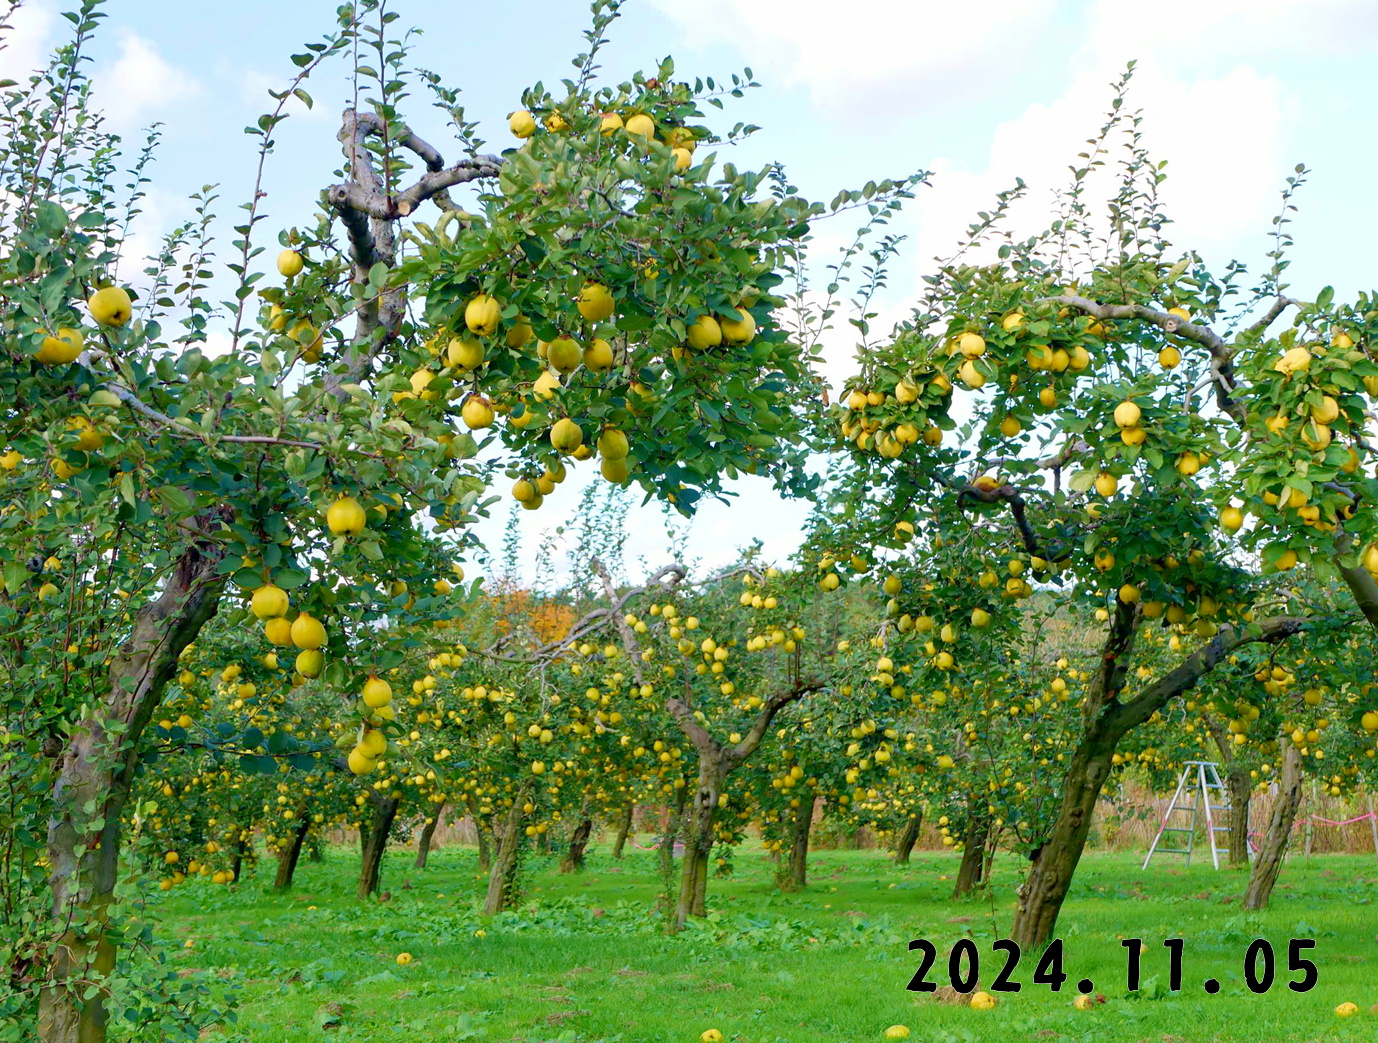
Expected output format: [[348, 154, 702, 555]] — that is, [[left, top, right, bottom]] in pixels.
[[1244, 295, 1299, 339], [1038, 294, 1244, 422], [1107, 615, 1311, 734], [726, 678, 826, 769]]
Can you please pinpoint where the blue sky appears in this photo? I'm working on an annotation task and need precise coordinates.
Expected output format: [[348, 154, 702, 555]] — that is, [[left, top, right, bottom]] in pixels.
[[6, 0, 1378, 582]]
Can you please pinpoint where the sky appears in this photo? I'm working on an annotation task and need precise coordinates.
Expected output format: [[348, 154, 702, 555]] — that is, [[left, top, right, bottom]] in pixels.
[[4, 0, 1378, 583]]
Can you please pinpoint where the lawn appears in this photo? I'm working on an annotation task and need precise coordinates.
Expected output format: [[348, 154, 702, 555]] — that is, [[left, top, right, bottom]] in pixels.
[[147, 839, 1378, 1042]]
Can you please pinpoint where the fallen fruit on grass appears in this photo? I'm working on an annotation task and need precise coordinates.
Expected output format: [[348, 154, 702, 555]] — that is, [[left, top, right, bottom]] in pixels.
[[969, 991, 997, 1011]]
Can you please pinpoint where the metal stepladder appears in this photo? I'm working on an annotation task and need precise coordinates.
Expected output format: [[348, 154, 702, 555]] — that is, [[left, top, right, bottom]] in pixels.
[[1142, 760, 1241, 870]]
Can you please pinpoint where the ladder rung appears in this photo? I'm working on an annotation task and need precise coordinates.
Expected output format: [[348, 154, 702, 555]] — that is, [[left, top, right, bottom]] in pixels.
[[1160, 827, 1193, 833], [1157, 848, 1191, 854]]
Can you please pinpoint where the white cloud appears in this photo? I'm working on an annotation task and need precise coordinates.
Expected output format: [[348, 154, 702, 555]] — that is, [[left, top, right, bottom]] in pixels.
[[905, 59, 1287, 272], [0, 0, 56, 85], [647, 0, 1057, 111], [94, 28, 201, 134]]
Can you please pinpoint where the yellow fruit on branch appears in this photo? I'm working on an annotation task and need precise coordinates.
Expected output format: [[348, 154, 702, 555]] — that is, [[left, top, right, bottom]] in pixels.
[[597, 428, 629, 460], [958, 360, 985, 389], [624, 113, 656, 138], [1094, 471, 1118, 497], [599, 112, 624, 135], [347, 747, 376, 775], [509, 110, 536, 138], [719, 307, 757, 345], [957, 332, 986, 358], [446, 336, 485, 370], [294, 648, 324, 678], [1220, 506, 1244, 532], [88, 286, 132, 327], [264, 617, 293, 646], [362, 675, 393, 708], [464, 294, 502, 336], [290, 613, 326, 650], [687, 315, 723, 350], [583, 338, 614, 371], [1113, 400, 1141, 428], [1158, 345, 1181, 369], [550, 417, 584, 454], [1274, 346, 1312, 376], [249, 585, 289, 620], [600, 456, 630, 483], [546, 335, 582, 374], [37, 327, 84, 365], [461, 394, 495, 430], [277, 249, 304, 278], [576, 282, 615, 322], [326, 496, 366, 536]]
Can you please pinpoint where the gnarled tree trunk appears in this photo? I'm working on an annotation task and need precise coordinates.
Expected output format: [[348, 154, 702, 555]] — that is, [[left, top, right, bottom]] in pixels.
[[483, 798, 526, 915], [1244, 742, 1303, 910], [894, 812, 921, 865], [275, 816, 311, 891], [561, 816, 593, 872], [414, 803, 444, 870], [611, 802, 634, 859], [39, 536, 226, 1043], [676, 763, 724, 927], [229, 833, 247, 882], [357, 793, 400, 900]]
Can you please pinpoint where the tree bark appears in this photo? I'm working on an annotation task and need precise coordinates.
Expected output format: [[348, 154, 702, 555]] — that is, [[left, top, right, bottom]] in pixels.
[[463, 793, 491, 871], [894, 813, 921, 864], [560, 816, 593, 873], [229, 833, 246, 882], [1009, 610, 1307, 951], [39, 534, 227, 1043], [1204, 716, 1251, 867], [611, 802, 634, 859], [675, 764, 724, 927], [414, 804, 444, 870], [357, 794, 400, 900], [779, 794, 816, 890], [1243, 742, 1303, 910], [275, 815, 311, 891], [954, 814, 991, 898], [1227, 768, 1252, 866], [482, 798, 525, 915]]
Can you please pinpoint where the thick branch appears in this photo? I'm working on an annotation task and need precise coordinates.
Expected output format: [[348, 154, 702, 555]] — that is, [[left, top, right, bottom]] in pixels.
[[1107, 615, 1310, 735], [1038, 294, 1244, 422], [726, 679, 826, 768], [1243, 295, 1299, 339]]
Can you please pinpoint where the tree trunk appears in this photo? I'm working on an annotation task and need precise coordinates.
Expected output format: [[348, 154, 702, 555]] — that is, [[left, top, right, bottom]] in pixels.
[[357, 794, 400, 900], [611, 802, 634, 859], [659, 788, 688, 884], [39, 536, 226, 1043], [675, 764, 723, 928], [463, 793, 491, 871], [1011, 728, 1116, 949], [1244, 742, 1303, 910], [779, 794, 815, 890], [414, 804, 444, 870], [275, 815, 311, 891], [229, 833, 246, 882], [894, 812, 921, 865], [561, 816, 593, 872], [483, 799, 525, 915], [1227, 767, 1252, 866], [954, 815, 991, 898]]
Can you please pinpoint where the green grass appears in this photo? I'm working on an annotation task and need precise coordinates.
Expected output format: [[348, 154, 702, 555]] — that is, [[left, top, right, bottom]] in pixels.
[[149, 839, 1378, 1042]]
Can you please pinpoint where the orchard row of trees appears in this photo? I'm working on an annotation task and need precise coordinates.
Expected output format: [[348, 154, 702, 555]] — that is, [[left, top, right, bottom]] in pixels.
[[2, 3, 1375, 1042]]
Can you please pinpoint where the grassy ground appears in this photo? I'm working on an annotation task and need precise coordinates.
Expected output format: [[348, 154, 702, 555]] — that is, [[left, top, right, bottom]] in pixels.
[[147, 838, 1378, 1042]]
